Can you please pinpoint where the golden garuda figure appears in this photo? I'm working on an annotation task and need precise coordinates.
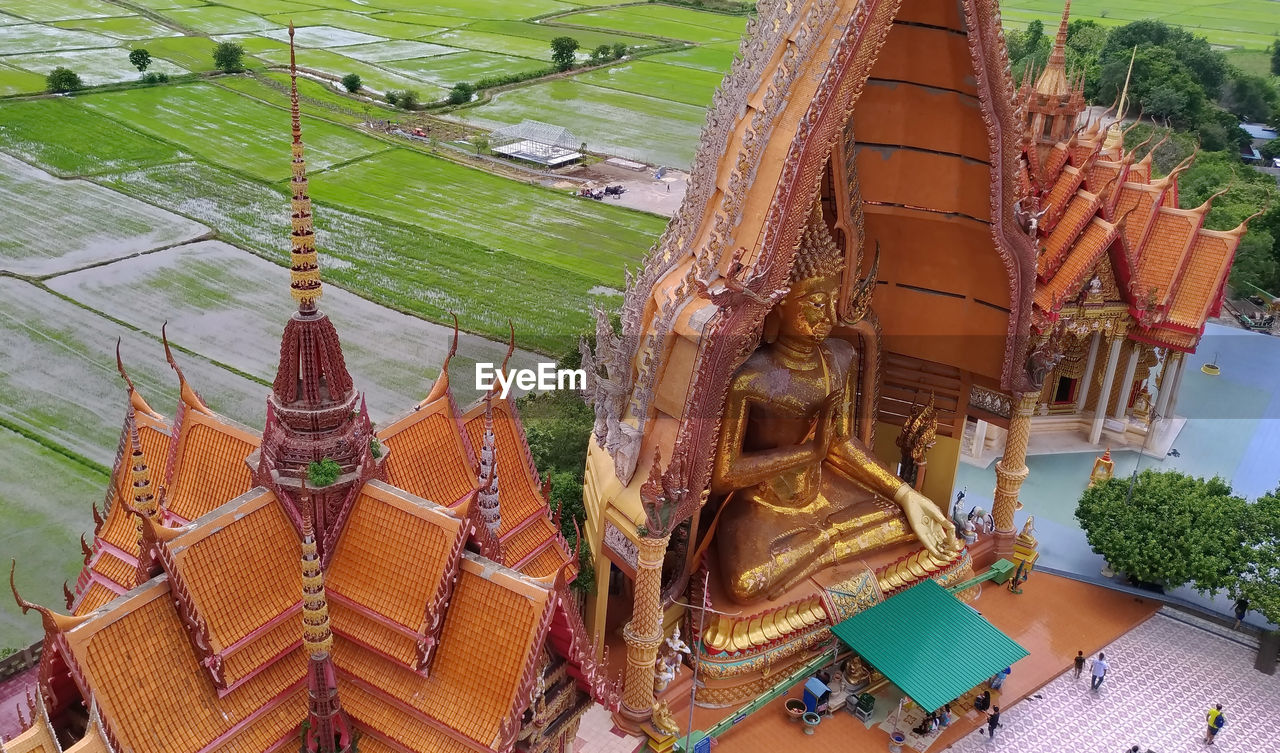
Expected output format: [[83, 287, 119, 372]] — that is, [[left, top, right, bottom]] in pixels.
[[709, 204, 958, 604]]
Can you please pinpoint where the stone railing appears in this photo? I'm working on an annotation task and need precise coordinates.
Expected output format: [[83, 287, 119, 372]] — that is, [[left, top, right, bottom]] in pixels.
[[0, 642, 42, 681]]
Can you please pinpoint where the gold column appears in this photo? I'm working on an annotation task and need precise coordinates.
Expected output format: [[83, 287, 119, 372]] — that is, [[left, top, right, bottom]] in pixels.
[[614, 533, 670, 734], [992, 392, 1037, 559]]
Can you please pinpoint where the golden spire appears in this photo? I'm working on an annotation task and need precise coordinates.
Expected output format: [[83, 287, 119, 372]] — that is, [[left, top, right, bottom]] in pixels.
[[287, 22, 322, 313], [300, 510, 333, 657], [1033, 1, 1072, 96]]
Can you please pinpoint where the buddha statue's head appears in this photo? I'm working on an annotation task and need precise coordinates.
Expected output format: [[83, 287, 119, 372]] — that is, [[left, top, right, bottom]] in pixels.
[[769, 203, 861, 344]]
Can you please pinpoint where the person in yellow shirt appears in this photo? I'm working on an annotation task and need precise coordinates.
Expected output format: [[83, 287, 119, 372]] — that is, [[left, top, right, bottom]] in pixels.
[[1204, 703, 1226, 745]]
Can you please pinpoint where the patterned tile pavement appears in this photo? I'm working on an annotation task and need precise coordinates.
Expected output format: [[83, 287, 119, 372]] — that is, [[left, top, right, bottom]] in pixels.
[[944, 614, 1280, 753]]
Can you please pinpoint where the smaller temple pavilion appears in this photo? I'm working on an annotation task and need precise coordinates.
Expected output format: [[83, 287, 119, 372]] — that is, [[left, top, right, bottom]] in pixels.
[[962, 2, 1261, 462], [3, 27, 617, 753]]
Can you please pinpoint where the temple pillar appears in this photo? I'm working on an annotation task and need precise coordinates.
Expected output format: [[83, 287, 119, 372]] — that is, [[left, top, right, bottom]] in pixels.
[[971, 419, 988, 460], [1153, 351, 1175, 418], [1165, 352, 1187, 417], [992, 392, 1037, 560], [1113, 346, 1141, 420], [1076, 331, 1101, 414], [1089, 334, 1125, 444], [614, 533, 669, 734]]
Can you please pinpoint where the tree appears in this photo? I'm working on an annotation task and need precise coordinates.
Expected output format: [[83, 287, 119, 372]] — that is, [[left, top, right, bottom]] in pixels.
[[1270, 40, 1280, 77], [390, 88, 418, 110], [129, 48, 151, 73], [1220, 73, 1278, 123], [384, 90, 398, 106], [306, 458, 342, 487], [589, 44, 612, 64], [471, 132, 489, 155], [45, 67, 82, 93], [1076, 471, 1250, 596], [1101, 20, 1226, 98], [340, 73, 362, 93], [1261, 139, 1280, 162], [448, 81, 474, 105], [1237, 489, 1280, 627], [550, 36, 580, 72], [212, 42, 245, 73], [611, 42, 628, 60]]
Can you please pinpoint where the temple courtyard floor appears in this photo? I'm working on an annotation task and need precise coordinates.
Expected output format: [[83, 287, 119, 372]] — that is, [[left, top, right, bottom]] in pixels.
[[578, 573, 1279, 752]]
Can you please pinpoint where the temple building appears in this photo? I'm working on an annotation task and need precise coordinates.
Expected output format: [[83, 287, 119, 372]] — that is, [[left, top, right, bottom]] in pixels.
[[959, 1, 1259, 461], [3, 29, 616, 753], [580, 0, 1049, 726]]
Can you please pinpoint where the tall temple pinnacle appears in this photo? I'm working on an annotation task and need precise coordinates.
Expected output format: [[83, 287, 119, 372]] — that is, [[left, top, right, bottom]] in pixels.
[[1035, 0, 1072, 96], [288, 22, 322, 313], [256, 22, 381, 547]]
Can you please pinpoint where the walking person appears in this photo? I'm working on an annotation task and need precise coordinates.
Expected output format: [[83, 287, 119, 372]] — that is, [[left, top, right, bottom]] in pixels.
[[1089, 652, 1109, 691], [1074, 650, 1085, 678], [985, 706, 1001, 740], [1204, 703, 1225, 745], [1233, 598, 1249, 629]]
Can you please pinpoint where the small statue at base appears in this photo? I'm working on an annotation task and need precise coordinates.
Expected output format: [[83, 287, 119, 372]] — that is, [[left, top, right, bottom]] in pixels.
[[653, 625, 691, 692], [652, 700, 679, 736], [1017, 516, 1038, 549]]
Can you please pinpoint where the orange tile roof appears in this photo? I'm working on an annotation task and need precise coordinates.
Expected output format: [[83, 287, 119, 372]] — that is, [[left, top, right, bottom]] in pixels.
[[74, 581, 119, 616], [91, 551, 136, 591], [64, 726, 108, 753], [165, 414, 258, 522], [522, 546, 570, 581], [2, 718, 57, 753], [381, 407, 476, 508], [1116, 184, 1159, 252], [68, 582, 306, 753], [171, 490, 301, 651], [504, 517, 558, 568], [1034, 218, 1117, 311], [1167, 232, 1234, 328], [330, 599, 417, 666], [346, 733, 412, 753], [1134, 209, 1197, 299], [1039, 192, 1100, 279], [1042, 143, 1070, 184], [328, 482, 467, 632], [332, 555, 552, 750], [1085, 161, 1122, 197], [339, 681, 476, 753], [216, 688, 304, 753], [1042, 166, 1083, 231], [97, 505, 141, 564], [222, 612, 301, 686]]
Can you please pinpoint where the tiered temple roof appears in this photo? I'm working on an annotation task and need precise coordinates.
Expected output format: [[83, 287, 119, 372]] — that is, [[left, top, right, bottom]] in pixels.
[[7, 26, 614, 753], [1020, 6, 1256, 352]]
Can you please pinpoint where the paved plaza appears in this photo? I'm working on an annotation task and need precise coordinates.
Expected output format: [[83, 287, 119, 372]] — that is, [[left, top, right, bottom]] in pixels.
[[945, 613, 1279, 753]]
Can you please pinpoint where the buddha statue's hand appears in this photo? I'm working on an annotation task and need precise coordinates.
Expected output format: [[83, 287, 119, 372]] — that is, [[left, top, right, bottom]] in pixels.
[[894, 485, 959, 559], [809, 388, 844, 459]]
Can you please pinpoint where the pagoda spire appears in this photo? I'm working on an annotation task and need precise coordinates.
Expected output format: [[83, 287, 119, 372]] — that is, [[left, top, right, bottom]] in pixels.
[[1032, 1, 1072, 97], [477, 396, 502, 535], [288, 22, 322, 313], [258, 24, 380, 544], [299, 506, 353, 753]]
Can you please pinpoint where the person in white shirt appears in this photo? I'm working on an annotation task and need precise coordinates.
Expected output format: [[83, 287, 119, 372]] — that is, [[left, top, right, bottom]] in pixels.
[[1090, 652, 1109, 691]]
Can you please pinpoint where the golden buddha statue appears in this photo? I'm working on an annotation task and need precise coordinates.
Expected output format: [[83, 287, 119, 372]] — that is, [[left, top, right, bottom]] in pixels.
[[710, 205, 958, 604]]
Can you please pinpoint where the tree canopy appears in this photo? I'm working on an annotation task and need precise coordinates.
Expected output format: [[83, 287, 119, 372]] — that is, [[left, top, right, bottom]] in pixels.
[[1076, 470, 1250, 596], [212, 42, 245, 73], [45, 67, 82, 94], [128, 48, 151, 73], [1239, 489, 1280, 626], [340, 73, 362, 93], [550, 37, 579, 72]]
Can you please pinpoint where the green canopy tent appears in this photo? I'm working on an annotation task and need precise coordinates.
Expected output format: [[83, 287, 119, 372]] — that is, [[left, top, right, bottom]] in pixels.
[[829, 579, 1028, 713]]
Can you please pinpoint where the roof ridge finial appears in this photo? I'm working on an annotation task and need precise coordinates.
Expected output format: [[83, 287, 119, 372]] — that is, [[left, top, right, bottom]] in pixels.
[[161, 323, 213, 415], [299, 505, 332, 657], [422, 313, 459, 406], [10, 560, 88, 635], [288, 21, 322, 314], [116, 338, 161, 419]]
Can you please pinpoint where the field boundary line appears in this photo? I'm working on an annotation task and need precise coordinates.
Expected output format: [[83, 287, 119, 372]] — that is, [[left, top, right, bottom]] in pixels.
[[29, 231, 217, 282], [30, 280, 274, 390], [0, 415, 110, 478]]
